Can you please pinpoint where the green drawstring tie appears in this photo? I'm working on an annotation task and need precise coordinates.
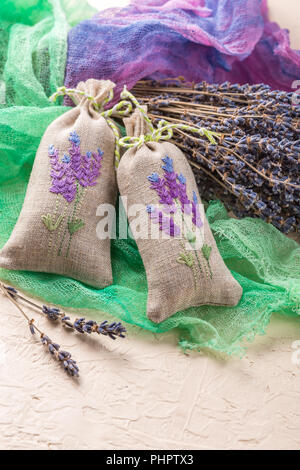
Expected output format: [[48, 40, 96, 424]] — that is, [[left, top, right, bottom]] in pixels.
[[118, 86, 219, 149], [49, 85, 219, 164], [49, 86, 133, 168]]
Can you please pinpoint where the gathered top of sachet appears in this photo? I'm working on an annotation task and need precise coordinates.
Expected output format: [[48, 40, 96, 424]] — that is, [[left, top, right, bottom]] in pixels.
[[123, 105, 150, 138], [52, 79, 116, 114], [0, 79, 119, 289], [68, 79, 115, 114], [118, 108, 243, 324]]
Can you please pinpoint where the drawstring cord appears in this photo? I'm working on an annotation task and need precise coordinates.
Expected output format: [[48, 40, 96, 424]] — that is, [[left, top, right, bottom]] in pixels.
[[49, 85, 219, 164], [49, 86, 133, 168], [118, 86, 219, 149]]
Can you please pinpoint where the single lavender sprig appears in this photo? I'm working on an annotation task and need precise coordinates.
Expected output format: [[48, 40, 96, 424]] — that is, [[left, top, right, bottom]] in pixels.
[[0, 283, 79, 378], [42, 307, 127, 339], [4, 286, 127, 340], [40, 333, 79, 377], [73, 318, 127, 339]]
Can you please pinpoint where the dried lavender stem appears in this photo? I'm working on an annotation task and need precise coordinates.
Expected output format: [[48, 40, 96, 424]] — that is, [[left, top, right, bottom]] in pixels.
[[175, 128, 300, 190], [134, 84, 248, 98], [188, 159, 237, 195], [0, 281, 79, 377], [0, 282, 41, 333], [155, 105, 263, 120]]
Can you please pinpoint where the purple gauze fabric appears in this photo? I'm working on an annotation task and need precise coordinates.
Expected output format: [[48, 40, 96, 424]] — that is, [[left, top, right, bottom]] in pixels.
[[64, 0, 300, 98]]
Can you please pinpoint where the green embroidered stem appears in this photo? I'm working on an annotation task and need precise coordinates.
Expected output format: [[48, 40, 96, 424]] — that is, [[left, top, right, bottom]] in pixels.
[[65, 183, 85, 258], [41, 196, 64, 258], [201, 244, 213, 279], [58, 198, 74, 258], [68, 218, 85, 235], [176, 201, 211, 281], [194, 248, 205, 278], [58, 218, 68, 257], [55, 202, 68, 257], [183, 222, 206, 280], [177, 240, 197, 287], [47, 196, 58, 258], [185, 225, 209, 281], [41, 213, 64, 232], [174, 200, 206, 281]]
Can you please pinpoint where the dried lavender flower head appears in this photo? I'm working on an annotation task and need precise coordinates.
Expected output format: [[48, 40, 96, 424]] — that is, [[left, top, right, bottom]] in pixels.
[[40, 333, 79, 377], [134, 79, 300, 233]]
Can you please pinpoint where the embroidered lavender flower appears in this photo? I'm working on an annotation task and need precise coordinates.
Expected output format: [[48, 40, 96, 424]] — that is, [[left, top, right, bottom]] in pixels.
[[79, 149, 104, 187], [147, 155, 202, 230], [69, 131, 82, 185], [69, 130, 80, 146], [177, 174, 192, 215], [162, 156, 180, 199], [162, 157, 192, 214], [148, 172, 174, 206], [48, 131, 104, 202], [191, 191, 203, 228], [49, 144, 76, 202], [146, 157, 212, 282]]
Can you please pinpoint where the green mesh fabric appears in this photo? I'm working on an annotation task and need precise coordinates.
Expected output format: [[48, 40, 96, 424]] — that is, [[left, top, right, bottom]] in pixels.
[[0, 0, 299, 356]]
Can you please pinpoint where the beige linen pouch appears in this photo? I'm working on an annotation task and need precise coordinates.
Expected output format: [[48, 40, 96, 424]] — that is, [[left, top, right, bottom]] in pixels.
[[118, 109, 243, 323], [0, 79, 118, 288]]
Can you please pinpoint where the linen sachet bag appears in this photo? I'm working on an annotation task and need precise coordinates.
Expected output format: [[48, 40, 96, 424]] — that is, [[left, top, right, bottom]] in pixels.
[[118, 107, 243, 323], [0, 79, 119, 288]]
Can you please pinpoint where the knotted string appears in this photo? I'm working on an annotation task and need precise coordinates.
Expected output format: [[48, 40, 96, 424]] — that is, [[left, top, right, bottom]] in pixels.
[[118, 86, 219, 150], [49, 86, 133, 168]]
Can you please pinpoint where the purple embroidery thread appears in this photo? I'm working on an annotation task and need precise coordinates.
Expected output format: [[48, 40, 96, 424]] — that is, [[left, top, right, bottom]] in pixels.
[[49, 145, 77, 203], [146, 205, 180, 237], [50, 131, 103, 201], [147, 155, 212, 282], [147, 155, 203, 233]]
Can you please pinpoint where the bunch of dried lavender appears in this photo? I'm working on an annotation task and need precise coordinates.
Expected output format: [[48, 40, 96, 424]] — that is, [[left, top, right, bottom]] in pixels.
[[133, 79, 300, 233], [1, 284, 127, 378]]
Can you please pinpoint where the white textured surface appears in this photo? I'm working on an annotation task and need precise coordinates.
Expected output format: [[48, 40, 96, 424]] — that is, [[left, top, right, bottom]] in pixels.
[[1, 0, 300, 451], [1, 291, 300, 450]]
